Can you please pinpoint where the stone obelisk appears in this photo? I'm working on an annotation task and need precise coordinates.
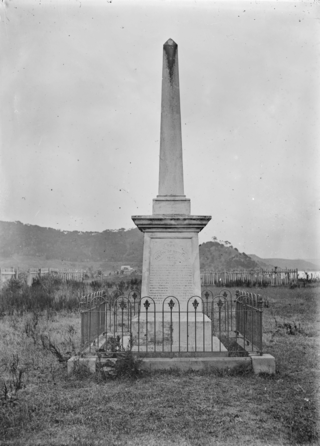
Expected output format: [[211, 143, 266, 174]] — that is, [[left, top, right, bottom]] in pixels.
[[152, 38, 190, 215], [132, 39, 211, 312]]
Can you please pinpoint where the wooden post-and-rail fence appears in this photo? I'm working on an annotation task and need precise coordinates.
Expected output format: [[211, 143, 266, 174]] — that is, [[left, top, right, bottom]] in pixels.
[[200, 269, 299, 287], [0, 267, 304, 288], [0, 268, 85, 288], [27, 269, 85, 285]]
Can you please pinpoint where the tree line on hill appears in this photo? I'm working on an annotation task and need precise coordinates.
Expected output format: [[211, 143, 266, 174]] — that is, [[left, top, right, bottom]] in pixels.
[[0, 220, 263, 271]]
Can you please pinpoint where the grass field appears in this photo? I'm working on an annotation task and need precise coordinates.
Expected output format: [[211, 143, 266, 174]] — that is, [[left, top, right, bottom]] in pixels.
[[0, 286, 319, 445]]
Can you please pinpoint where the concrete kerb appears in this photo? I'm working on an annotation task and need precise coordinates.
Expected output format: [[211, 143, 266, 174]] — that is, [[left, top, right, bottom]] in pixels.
[[67, 354, 276, 375], [139, 356, 251, 372], [249, 353, 276, 375]]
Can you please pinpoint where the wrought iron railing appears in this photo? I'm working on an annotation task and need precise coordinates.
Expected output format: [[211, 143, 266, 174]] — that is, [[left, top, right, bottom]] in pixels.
[[80, 289, 264, 357], [235, 290, 263, 354], [79, 290, 109, 310]]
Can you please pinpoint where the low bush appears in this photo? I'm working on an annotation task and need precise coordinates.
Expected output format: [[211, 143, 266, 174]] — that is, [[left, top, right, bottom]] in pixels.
[[0, 276, 81, 314], [0, 353, 26, 402], [113, 351, 144, 379], [95, 351, 145, 381]]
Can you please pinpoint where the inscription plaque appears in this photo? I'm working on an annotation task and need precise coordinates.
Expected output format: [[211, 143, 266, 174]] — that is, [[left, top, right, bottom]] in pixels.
[[149, 239, 194, 308]]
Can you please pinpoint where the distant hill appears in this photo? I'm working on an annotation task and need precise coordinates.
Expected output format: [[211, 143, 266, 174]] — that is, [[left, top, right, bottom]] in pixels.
[[249, 254, 320, 271], [305, 259, 320, 269], [200, 241, 261, 271], [0, 221, 144, 270], [2, 221, 298, 272]]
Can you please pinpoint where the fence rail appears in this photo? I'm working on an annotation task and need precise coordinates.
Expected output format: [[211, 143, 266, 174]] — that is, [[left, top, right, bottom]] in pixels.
[[80, 289, 264, 357], [27, 268, 85, 283], [0, 268, 85, 288], [200, 269, 298, 287]]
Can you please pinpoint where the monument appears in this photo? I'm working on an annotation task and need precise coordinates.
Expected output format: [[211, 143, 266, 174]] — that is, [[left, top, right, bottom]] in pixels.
[[132, 39, 219, 352]]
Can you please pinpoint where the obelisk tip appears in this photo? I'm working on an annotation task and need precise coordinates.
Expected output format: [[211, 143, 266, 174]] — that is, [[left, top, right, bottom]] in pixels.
[[164, 38, 177, 47]]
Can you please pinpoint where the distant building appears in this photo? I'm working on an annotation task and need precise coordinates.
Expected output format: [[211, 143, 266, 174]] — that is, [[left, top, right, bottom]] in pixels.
[[120, 265, 135, 275]]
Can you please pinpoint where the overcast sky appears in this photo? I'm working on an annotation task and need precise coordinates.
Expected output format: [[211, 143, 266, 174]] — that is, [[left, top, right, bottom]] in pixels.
[[0, 0, 319, 260]]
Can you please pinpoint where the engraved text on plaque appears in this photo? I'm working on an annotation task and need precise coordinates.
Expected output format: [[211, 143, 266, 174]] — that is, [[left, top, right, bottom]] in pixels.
[[149, 239, 194, 308]]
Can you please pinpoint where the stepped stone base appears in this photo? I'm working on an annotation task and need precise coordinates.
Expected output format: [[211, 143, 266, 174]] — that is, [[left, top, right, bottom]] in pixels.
[[68, 355, 276, 375]]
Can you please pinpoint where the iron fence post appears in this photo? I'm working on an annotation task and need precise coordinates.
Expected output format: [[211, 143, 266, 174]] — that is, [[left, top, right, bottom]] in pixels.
[[145, 300, 149, 353], [88, 306, 91, 353], [258, 296, 263, 355]]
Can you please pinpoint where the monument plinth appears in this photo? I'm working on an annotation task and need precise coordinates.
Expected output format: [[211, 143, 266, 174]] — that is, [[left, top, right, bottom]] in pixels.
[[132, 39, 215, 351]]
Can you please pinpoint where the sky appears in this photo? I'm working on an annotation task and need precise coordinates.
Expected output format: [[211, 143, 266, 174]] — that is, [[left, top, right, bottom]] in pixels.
[[0, 0, 319, 260]]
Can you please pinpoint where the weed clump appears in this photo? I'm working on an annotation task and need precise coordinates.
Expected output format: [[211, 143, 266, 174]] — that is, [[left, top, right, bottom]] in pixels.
[[95, 351, 145, 381], [70, 360, 93, 381], [114, 351, 144, 379], [0, 354, 26, 403], [40, 334, 72, 364]]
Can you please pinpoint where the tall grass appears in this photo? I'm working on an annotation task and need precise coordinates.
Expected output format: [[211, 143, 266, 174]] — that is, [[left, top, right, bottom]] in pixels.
[[0, 311, 80, 394], [0, 276, 86, 315], [0, 282, 319, 445]]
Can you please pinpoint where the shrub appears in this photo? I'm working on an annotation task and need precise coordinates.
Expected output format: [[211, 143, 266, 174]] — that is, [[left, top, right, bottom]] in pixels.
[[94, 351, 145, 382], [0, 354, 26, 401], [0, 276, 80, 314], [40, 334, 73, 364]]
